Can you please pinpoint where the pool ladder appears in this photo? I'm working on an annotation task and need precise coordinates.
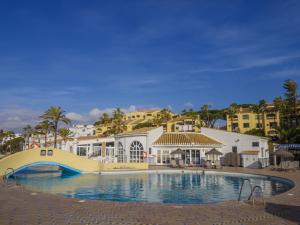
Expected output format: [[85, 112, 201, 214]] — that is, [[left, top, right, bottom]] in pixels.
[[2, 168, 18, 187], [238, 178, 265, 205]]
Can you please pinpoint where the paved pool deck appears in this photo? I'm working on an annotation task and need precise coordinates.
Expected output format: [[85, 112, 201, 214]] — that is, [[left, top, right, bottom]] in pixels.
[[0, 167, 299, 225]]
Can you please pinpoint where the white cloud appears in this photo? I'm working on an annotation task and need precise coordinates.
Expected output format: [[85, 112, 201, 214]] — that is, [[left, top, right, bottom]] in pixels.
[[66, 112, 85, 122], [184, 102, 194, 109], [263, 69, 300, 79], [188, 54, 300, 73], [0, 107, 41, 132], [0, 105, 159, 131]]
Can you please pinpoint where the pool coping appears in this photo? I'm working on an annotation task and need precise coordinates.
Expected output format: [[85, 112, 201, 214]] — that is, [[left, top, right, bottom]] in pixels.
[[11, 167, 298, 206]]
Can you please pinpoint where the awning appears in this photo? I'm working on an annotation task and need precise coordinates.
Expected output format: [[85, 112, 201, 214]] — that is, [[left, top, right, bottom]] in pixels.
[[205, 148, 222, 156]]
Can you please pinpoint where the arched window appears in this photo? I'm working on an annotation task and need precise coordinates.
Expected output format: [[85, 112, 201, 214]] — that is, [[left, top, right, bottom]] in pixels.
[[130, 141, 144, 163], [117, 142, 126, 162]]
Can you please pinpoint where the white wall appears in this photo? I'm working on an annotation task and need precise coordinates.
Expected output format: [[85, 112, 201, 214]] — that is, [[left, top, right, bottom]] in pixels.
[[201, 128, 269, 167], [114, 127, 163, 163]]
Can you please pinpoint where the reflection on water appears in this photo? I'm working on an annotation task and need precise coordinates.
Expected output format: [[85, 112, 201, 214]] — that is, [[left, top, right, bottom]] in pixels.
[[13, 166, 293, 204]]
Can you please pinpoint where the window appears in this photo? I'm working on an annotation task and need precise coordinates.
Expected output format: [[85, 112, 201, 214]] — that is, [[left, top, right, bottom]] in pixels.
[[256, 123, 262, 129], [162, 150, 170, 164], [149, 148, 152, 155], [40, 150, 46, 156], [232, 146, 237, 153], [47, 150, 53, 156], [255, 115, 262, 120], [232, 123, 239, 129], [117, 142, 126, 162], [77, 145, 88, 156], [157, 150, 161, 163], [130, 141, 144, 163], [252, 142, 259, 147], [269, 122, 277, 129], [266, 114, 276, 120], [242, 114, 249, 120], [243, 123, 250, 128]]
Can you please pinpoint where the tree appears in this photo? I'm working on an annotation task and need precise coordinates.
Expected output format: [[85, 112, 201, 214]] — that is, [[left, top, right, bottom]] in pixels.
[[283, 80, 299, 127], [97, 113, 111, 125], [258, 99, 267, 133], [59, 128, 72, 143], [226, 103, 239, 132], [276, 125, 300, 144], [200, 105, 225, 128], [152, 109, 173, 126], [4, 137, 25, 154], [244, 128, 265, 137], [133, 121, 154, 130], [110, 108, 126, 134], [35, 120, 54, 148], [41, 106, 71, 148], [23, 125, 34, 149]]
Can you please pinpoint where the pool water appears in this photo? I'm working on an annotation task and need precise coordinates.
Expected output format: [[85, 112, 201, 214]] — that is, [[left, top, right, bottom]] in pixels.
[[13, 166, 293, 204]]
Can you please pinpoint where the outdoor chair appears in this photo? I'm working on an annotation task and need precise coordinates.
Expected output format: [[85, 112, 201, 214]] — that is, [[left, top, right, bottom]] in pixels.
[[178, 159, 185, 168], [170, 159, 177, 168], [293, 161, 299, 168]]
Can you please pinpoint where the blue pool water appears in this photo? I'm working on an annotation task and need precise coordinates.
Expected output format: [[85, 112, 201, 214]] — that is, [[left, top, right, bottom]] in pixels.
[[12, 166, 293, 204]]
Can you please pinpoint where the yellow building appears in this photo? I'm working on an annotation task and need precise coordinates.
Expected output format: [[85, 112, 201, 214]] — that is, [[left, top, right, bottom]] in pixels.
[[96, 109, 176, 135], [124, 109, 163, 121], [226, 105, 280, 136], [166, 115, 202, 133]]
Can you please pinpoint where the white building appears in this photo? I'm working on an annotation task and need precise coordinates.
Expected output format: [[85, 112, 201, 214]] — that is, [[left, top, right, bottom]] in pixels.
[[28, 125, 270, 169], [69, 125, 96, 137], [201, 127, 269, 168], [114, 127, 164, 164], [152, 132, 222, 165], [68, 136, 115, 162]]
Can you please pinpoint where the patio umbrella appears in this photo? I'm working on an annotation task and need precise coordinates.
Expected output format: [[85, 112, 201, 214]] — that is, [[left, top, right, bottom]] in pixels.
[[170, 148, 184, 155], [205, 148, 222, 162], [170, 148, 184, 162], [274, 149, 294, 168]]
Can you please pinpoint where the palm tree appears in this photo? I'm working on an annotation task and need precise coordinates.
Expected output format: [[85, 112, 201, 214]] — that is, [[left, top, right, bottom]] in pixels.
[[258, 99, 267, 134], [35, 120, 53, 148], [59, 128, 72, 146], [23, 125, 34, 149], [41, 106, 71, 148], [200, 104, 211, 127], [283, 79, 299, 127], [227, 103, 238, 132]]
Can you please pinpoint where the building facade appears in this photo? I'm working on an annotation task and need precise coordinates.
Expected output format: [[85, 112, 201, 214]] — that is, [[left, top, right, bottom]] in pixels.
[[152, 132, 222, 165], [201, 127, 269, 168], [226, 105, 280, 137], [166, 115, 201, 133]]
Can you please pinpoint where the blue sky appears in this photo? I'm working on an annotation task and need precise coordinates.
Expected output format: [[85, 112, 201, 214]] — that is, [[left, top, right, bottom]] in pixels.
[[1, 0, 300, 130]]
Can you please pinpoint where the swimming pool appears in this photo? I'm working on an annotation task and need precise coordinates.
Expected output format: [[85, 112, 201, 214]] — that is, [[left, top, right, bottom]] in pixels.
[[13, 166, 293, 204]]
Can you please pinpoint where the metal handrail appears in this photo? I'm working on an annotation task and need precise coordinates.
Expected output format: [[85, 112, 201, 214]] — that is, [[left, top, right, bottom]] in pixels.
[[238, 178, 252, 201], [248, 185, 265, 205], [3, 168, 15, 180], [2, 168, 16, 187]]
